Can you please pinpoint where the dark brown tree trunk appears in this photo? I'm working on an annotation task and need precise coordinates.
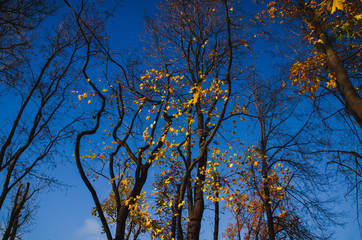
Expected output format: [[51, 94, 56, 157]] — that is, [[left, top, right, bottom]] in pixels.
[[0, 186, 10, 210], [177, 203, 184, 240], [9, 216, 18, 240], [237, 219, 242, 240], [171, 211, 177, 240], [187, 154, 207, 240], [172, 184, 181, 240], [213, 186, 219, 240], [187, 206, 203, 240]]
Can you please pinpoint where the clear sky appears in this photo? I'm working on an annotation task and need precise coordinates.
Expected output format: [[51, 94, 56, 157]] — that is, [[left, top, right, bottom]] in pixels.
[[21, 0, 360, 239]]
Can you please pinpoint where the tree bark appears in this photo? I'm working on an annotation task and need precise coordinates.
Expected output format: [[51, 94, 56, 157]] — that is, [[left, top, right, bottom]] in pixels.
[[297, 0, 362, 129], [187, 154, 207, 240], [213, 186, 219, 240], [323, 38, 362, 129], [172, 184, 180, 240]]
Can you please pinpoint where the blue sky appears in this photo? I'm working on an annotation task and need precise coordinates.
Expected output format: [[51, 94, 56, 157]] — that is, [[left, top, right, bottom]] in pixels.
[[18, 0, 361, 239]]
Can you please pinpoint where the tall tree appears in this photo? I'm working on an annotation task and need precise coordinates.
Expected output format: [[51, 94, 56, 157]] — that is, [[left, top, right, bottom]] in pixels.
[[260, 0, 362, 223], [144, 0, 252, 239], [224, 77, 334, 239], [66, 1, 182, 239]]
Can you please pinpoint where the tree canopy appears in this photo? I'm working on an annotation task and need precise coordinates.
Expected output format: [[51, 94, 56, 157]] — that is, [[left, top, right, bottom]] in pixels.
[[0, 0, 360, 239]]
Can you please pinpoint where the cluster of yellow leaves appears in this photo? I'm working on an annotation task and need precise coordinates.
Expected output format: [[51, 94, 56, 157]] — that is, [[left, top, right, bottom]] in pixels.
[[127, 196, 158, 233], [139, 69, 168, 94], [187, 77, 229, 106], [93, 174, 170, 239], [230, 102, 247, 115], [289, 51, 326, 97], [78, 92, 87, 101], [264, 0, 347, 21], [149, 155, 184, 240], [139, 69, 185, 96], [80, 150, 106, 161]]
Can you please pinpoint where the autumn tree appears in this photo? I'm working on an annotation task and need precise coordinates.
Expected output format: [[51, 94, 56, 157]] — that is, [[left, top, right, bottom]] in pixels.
[[65, 1, 187, 239], [223, 77, 335, 239], [144, 0, 253, 239], [151, 155, 184, 239], [3, 0, 358, 239], [256, 0, 362, 226]]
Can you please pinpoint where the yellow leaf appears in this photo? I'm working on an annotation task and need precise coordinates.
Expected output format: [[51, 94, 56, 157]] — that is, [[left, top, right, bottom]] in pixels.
[[355, 14, 362, 20], [178, 201, 185, 208], [88, 100, 91, 104], [327, 79, 336, 89], [331, 0, 345, 13]]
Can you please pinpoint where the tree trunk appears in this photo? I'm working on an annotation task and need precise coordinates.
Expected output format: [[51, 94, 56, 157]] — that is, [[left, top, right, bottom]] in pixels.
[[187, 208, 203, 240], [213, 189, 219, 240], [187, 154, 207, 240], [262, 157, 276, 240], [323, 39, 362, 129], [172, 184, 180, 240]]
